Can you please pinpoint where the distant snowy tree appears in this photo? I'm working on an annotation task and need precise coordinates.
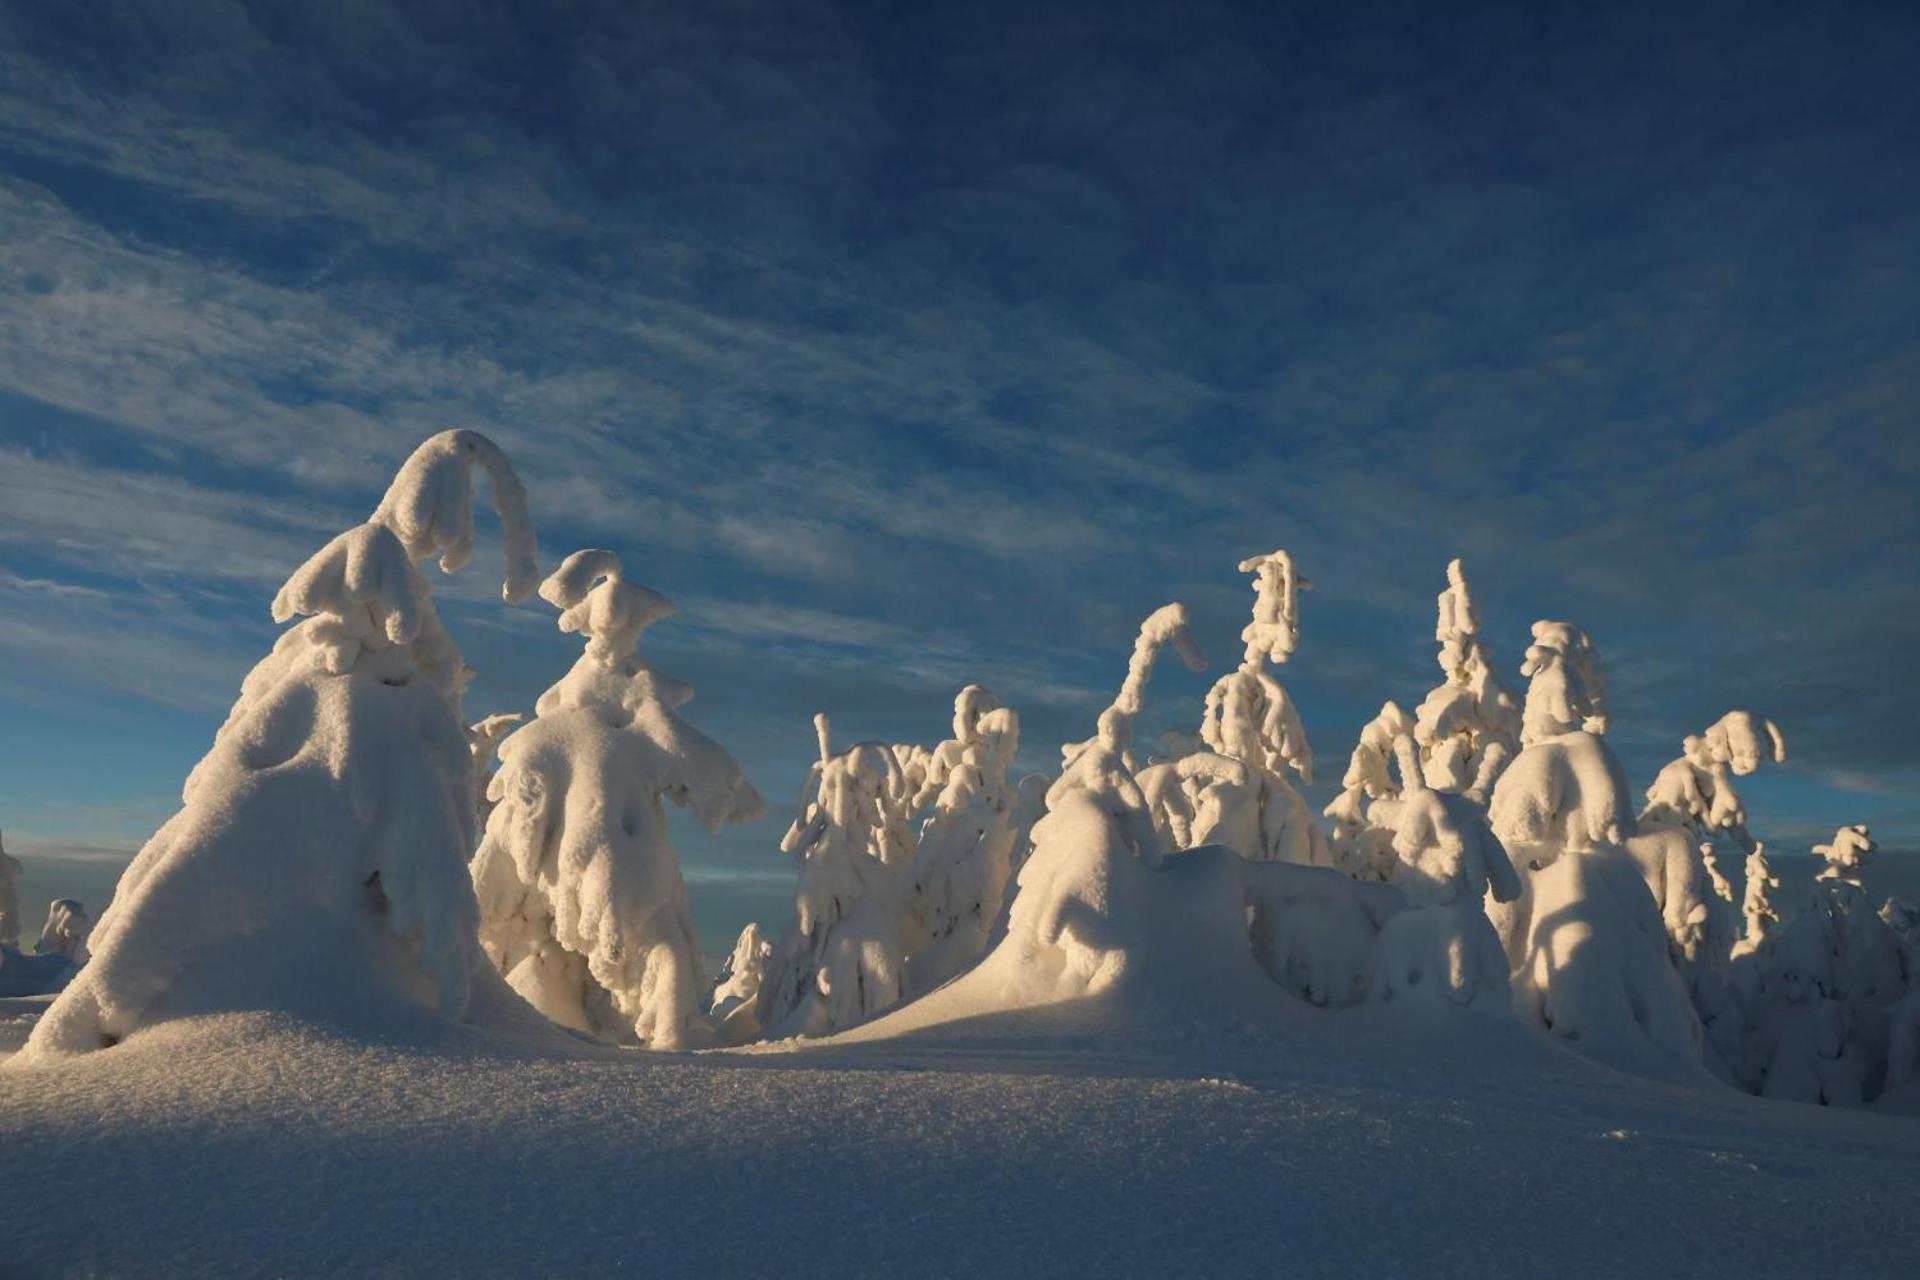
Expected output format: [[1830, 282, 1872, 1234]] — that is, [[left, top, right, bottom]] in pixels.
[[709, 922, 773, 1044], [0, 831, 20, 951], [1815, 824, 1876, 883], [1745, 825, 1910, 1105], [907, 688, 1023, 996], [1411, 560, 1520, 799], [20, 430, 542, 1061], [759, 716, 919, 1037], [1613, 710, 1782, 1084], [471, 549, 762, 1050], [467, 712, 524, 828], [36, 900, 91, 962], [1738, 846, 1783, 957]]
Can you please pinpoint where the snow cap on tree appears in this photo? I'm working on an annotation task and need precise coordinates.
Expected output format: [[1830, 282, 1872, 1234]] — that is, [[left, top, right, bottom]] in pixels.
[[1519, 620, 1608, 745], [908, 692, 1025, 995], [1237, 549, 1308, 666], [539, 548, 675, 670]]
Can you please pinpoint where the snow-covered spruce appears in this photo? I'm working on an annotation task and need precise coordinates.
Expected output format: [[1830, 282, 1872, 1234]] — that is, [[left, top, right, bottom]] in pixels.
[[470, 549, 763, 1050], [759, 717, 920, 1037], [1641, 711, 1787, 850], [1412, 560, 1520, 799], [709, 922, 773, 1044], [1325, 562, 1515, 881], [1738, 847, 1784, 957], [1740, 825, 1912, 1105], [1509, 848, 1711, 1082], [906, 686, 1023, 997], [1628, 711, 1786, 1078], [1518, 620, 1608, 746], [15, 430, 540, 1062], [845, 589, 1517, 1036], [1165, 550, 1327, 866], [0, 832, 21, 951], [468, 712, 524, 828], [37, 900, 92, 962], [1815, 824, 1876, 883], [1023, 602, 1208, 887], [1480, 621, 1716, 1080]]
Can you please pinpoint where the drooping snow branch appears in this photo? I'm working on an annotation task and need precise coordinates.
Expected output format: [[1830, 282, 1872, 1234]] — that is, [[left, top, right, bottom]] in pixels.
[[372, 428, 539, 604]]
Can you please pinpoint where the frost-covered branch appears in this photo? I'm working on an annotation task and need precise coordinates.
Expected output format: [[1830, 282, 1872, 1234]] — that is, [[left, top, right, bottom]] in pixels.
[[372, 428, 539, 604]]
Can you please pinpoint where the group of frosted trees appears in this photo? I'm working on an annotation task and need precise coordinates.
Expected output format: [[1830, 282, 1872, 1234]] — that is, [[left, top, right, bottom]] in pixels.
[[0, 831, 94, 998], [743, 549, 1916, 1105], [11, 430, 1914, 1110]]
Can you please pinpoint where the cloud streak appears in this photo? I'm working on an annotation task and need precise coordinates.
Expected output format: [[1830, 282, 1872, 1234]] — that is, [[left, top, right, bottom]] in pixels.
[[0, 0, 1915, 861]]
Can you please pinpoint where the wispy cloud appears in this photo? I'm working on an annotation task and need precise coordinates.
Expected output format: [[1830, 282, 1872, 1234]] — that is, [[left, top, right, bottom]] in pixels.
[[0, 0, 1915, 855]]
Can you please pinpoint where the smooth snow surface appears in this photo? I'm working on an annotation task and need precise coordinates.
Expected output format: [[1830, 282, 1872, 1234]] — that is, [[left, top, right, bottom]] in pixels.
[[2, 994, 1916, 1278]]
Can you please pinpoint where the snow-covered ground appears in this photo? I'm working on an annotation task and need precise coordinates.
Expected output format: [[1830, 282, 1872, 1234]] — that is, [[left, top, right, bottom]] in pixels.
[[3, 993, 1916, 1278]]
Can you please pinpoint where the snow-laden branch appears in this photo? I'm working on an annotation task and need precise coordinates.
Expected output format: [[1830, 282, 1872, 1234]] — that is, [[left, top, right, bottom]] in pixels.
[[372, 428, 539, 604]]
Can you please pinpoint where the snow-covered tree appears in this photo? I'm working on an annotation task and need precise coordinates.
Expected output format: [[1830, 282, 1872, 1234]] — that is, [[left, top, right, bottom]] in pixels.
[[1323, 702, 1415, 880], [1815, 824, 1875, 883], [0, 831, 20, 951], [1736, 845, 1783, 958], [471, 549, 762, 1050], [19, 430, 540, 1061], [1741, 826, 1911, 1105], [1055, 603, 1206, 865], [467, 712, 524, 828], [1882, 897, 1920, 949], [1375, 736, 1520, 909], [36, 900, 91, 962], [1517, 620, 1607, 746], [1642, 711, 1787, 849], [1474, 621, 1726, 1079], [1183, 551, 1326, 865], [1412, 560, 1520, 798], [709, 922, 773, 1044], [1326, 562, 1517, 880], [907, 689, 1022, 996], [759, 716, 919, 1037]]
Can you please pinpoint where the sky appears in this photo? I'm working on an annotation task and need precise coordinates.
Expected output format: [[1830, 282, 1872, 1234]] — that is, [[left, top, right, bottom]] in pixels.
[[1, 0, 1917, 939]]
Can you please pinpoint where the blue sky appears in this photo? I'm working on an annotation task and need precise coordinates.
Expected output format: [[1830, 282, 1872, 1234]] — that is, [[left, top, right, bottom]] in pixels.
[[1, 0, 1917, 933]]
